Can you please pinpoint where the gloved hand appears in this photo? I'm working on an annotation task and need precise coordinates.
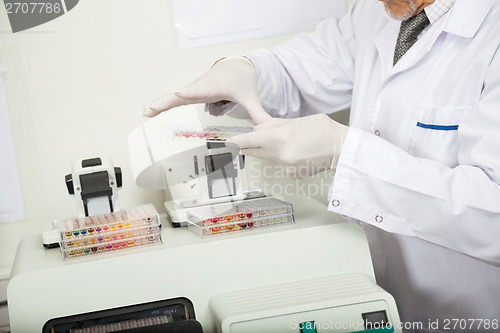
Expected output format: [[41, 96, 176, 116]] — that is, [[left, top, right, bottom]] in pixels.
[[143, 56, 271, 124], [226, 114, 349, 178]]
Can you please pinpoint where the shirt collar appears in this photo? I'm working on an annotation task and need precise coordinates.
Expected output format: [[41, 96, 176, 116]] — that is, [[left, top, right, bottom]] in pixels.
[[424, 0, 455, 24]]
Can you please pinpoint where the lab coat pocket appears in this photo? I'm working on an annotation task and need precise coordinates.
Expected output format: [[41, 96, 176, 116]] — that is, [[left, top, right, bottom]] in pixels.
[[409, 106, 470, 166]]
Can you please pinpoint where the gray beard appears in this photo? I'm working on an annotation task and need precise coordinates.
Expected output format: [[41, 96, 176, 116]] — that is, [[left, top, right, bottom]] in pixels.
[[384, 1, 418, 21]]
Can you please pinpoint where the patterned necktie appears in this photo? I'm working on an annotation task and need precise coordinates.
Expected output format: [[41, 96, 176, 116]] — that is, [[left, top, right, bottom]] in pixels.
[[393, 11, 430, 65]]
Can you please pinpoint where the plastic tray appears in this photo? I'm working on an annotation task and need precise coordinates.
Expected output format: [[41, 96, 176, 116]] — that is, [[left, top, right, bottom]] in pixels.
[[171, 125, 252, 141], [186, 197, 294, 238], [56, 204, 162, 260]]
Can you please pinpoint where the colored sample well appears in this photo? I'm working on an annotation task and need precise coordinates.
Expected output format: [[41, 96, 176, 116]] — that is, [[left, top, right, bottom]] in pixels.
[[186, 197, 295, 238], [173, 125, 252, 141], [56, 204, 162, 260]]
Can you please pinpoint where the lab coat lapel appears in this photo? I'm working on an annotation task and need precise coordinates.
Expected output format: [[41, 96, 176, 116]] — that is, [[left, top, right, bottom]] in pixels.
[[373, 15, 440, 79], [374, 19, 399, 81], [390, 16, 448, 75], [444, 0, 494, 38], [378, 0, 494, 78]]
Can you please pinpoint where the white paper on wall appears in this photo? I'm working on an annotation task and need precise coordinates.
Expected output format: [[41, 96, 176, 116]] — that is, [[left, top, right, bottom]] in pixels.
[[0, 66, 25, 223], [172, 0, 347, 48]]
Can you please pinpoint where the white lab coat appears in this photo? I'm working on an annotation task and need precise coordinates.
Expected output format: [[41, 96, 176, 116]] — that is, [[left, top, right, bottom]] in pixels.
[[246, 0, 500, 331]]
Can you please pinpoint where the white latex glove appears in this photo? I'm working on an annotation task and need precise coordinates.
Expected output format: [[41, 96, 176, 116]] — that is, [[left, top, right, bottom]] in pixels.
[[143, 56, 271, 124], [226, 114, 349, 179]]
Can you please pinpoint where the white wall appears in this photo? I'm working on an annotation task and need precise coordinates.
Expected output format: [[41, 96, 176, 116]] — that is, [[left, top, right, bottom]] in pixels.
[[0, 0, 351, 276]]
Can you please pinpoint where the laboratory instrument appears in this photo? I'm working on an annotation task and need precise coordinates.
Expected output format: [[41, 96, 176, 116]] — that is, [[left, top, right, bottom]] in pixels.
[[8, 105, 401, 332], [129, 106, 269, 228], [42, 156, 123, 248]]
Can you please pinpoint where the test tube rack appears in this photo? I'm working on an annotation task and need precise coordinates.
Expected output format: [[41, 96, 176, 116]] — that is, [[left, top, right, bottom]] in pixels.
[[56, 204, 162, 260], [186, 197, 295, 238]]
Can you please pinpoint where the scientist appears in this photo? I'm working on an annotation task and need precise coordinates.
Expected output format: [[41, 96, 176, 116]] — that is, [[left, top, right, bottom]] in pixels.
[[144, 0, 500, 331]]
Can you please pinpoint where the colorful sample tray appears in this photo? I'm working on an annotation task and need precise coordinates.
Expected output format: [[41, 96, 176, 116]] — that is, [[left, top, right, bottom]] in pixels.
[[56, 204, 161, 260], [186, 197, 295, 238], [172, 125, 252, 141]]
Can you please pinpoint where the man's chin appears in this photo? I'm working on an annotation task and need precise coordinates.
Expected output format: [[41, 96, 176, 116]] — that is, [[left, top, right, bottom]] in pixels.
[[384, 2, 418, 21]]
